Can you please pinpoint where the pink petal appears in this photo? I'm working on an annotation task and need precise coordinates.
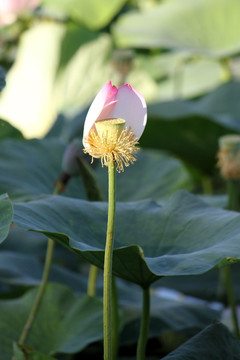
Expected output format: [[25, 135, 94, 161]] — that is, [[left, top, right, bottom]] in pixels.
[[83, 81, 118, 143], [110, 84, 147, 139], [96, 100, 118, 121], [0, 0, 39, 26]]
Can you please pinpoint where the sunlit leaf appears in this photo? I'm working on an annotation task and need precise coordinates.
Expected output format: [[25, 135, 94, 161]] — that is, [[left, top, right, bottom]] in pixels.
[[42, 0, 127, 30], [133, 53, 226, 100], [53, 34, 113, 115], [0, 22, 65, 138]]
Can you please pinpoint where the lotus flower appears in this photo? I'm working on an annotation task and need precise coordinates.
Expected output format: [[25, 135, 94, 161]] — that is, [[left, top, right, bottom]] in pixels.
[[83, 81, 147, 172], [0, 0, 39, 27]]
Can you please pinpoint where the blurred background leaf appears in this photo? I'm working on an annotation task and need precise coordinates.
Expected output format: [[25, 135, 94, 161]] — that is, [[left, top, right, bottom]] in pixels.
[[113, 0, 240, 58], [42, 0, 128, 30]]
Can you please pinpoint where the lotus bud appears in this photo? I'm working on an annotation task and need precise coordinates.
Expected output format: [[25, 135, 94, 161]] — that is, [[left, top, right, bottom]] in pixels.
[[62, 139, 83, 177], [217, 135, 240, 180]]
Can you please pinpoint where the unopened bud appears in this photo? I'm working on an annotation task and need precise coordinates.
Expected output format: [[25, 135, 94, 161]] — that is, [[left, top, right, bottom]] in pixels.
[[217, 135, 240, 180], [111, 49, 134, 83], [62, 139, 83, 176]]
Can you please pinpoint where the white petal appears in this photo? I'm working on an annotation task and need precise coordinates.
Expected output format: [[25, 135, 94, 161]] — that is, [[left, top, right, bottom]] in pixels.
[[110, 84, 147, 139]]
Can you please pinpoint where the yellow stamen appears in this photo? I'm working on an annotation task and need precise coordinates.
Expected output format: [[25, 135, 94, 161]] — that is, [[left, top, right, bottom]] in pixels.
[[83, 118, 140, 172]]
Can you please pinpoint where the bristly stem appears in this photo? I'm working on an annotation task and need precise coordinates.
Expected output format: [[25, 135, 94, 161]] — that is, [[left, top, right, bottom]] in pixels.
[[103, 159, 116, 360], [136, 287, 150, 360], [17, 182, 61, 346]]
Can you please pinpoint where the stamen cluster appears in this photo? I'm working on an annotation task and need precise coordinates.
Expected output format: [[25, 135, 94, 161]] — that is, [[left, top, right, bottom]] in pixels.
[[84, 126, 139, 172]]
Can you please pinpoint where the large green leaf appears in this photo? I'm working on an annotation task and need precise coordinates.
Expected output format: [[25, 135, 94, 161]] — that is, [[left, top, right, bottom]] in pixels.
[[0, 251, 87, 293], [0, 138, 84, 201], [162, 322, 240, 359], [0, 284, 103, 360], [0, 246, 220, 348], [42, 0, 127, 30], [13, 191, 240, 287], [4, 225, 235, 304], [0, 138, 191, 201], [0, 193, 13, 244], [2, 226, 80, 271], [96, 149, 192, 201], [113, 0, 240, 58]]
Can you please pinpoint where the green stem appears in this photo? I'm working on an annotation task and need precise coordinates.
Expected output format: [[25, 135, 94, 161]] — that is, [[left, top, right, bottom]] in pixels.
[[18, 182, 62, 345], [87, 265, 98, 296], [137, 287, 150, 360], [18, 238, 55, 344], [53, 180, 63, 195], [78, 157, 104, 297], [202, 176, 213, 195], [221, 266, 240, 339], [222, 179, 240, 339], [112, 276, 119, 360], [103, 160, 116, 360], [227, 180, 240, 211], [221, 58, 232, 82]]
